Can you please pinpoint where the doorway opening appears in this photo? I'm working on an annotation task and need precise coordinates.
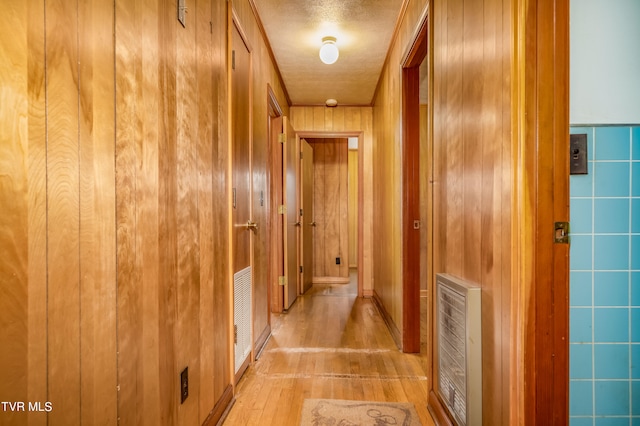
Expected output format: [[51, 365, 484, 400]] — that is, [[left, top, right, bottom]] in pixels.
[[296, 132, 365, 298], [400, 10, 429, 356]]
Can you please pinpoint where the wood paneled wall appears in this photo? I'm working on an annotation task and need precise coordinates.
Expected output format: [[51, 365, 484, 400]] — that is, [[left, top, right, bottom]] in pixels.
[[431, 0, 513, 422], [289, 106, 373, 294], [372, 0, 514, 423], [307, 138, 349, 278], [0, 1, 286, 425]]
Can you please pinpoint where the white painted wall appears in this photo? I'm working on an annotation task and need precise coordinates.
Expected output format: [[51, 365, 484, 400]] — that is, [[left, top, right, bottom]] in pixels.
[[571, 0, 640, 124]]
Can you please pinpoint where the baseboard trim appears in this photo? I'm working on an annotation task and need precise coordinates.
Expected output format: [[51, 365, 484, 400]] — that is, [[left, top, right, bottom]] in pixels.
[[428, 390, 455, 426], [312, 276, 350, 284], [372, 289, 401, 350], [202, 384, 234, 426], [234, 355, 250, 385], [254, 325, 271, 360], [363, 289, 374, 298]]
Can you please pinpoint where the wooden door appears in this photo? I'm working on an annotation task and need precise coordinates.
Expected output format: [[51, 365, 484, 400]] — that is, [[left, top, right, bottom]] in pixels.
[[310, 138, 349, 281], [231, 23, 252, 377], [301, 140, 314, 293], [282, 117, 298, 309]]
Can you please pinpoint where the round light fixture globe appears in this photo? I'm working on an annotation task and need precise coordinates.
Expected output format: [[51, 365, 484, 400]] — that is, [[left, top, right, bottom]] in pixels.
[[319, 36, 339, 65]]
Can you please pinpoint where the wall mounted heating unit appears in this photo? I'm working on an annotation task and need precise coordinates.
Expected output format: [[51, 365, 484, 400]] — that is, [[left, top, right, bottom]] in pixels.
[[435, 273, 482, 426]]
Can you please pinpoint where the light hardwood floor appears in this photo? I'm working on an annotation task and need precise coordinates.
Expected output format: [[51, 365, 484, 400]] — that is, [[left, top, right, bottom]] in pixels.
[[221, 274, 435, 425]]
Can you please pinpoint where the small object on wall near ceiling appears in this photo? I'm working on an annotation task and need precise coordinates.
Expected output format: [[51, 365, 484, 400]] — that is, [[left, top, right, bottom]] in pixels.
[[325, 98, 338, 107]]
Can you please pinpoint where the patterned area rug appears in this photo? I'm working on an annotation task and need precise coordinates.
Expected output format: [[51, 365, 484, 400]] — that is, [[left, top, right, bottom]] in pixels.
[[300, 399, 422, 425]]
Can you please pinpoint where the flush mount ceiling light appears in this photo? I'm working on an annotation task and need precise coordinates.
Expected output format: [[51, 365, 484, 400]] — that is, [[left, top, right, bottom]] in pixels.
[[319, 36, 339, 65]]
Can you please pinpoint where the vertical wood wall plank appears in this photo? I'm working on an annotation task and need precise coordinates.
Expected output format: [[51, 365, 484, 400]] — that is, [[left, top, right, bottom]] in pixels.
[[312, 107, 325, 131], [196, 0, 216, 420], [0, 4, 31, 426], [313, 142, 326, 276], [462, 0, 483, 284], [324, 141, 339, 276], [332, 107, 345, 132], [26, 2, 48, 424], [45, 1, 81, 424], [115, 0, 143, 423], [158, 1, 179, 423], [176, 2, 200, 423], [140, 0, 162, 424], [303, 108, 314, 131], [78, 0, 117, 424], [324, 108, 333, 131]]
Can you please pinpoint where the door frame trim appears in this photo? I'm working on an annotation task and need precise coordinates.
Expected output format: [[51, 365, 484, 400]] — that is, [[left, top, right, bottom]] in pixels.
[[399, 8, 429, 355], [267, 86, 284, 313], [296, 131, 365, 298], [512, 0, 570, 422], [264, 84, 282, 324]]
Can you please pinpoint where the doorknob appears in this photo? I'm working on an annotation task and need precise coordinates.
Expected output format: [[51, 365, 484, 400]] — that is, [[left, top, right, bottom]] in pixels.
[[310, 222, 317, 227], [245, 220, 258, 232]]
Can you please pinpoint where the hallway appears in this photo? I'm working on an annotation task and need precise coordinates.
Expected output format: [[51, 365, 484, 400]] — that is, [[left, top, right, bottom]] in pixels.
[[222, 275, 434, 425]]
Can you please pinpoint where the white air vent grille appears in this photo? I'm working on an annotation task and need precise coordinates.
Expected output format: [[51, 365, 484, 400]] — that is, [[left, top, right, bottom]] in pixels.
[[436, 273, 482, 426], [234, 266, 252, 373]]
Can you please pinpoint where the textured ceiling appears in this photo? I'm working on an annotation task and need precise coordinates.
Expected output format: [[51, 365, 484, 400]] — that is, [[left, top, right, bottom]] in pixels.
[[253, 0, 404, 106]]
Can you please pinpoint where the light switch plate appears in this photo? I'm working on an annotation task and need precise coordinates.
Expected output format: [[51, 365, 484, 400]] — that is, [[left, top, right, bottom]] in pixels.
[[570, 133, 588, 175]]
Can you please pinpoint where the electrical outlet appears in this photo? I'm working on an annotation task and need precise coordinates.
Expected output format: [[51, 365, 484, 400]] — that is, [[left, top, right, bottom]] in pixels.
[[180, 367, 188, 404], [336, 257, 341, 265]]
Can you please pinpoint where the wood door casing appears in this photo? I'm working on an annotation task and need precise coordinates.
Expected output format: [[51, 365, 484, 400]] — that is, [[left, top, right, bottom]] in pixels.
[[348, 150, 358, 269], [269, 115, 285, 313], [301, 140, 314, 293], [282, 116, 298, 309]]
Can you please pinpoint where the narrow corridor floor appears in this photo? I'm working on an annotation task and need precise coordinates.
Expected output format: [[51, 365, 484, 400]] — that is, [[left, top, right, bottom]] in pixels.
[[222, 280, 434, 425]]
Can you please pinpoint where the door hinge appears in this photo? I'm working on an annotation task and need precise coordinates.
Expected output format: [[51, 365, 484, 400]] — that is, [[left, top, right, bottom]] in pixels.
[[278, 205, 286, 215], [299, 265, 303, 274], [232, 50, 236, 70], [278, 133, 285, 143], [278, 276, 287, 286], [300, 152, 303, 160], [233, 324, 238, 344], [554, 221, 570, 244]]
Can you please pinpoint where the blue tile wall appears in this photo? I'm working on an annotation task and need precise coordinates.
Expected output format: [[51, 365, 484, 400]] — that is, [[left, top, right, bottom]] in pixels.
[[570, 126, 640, 425]]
